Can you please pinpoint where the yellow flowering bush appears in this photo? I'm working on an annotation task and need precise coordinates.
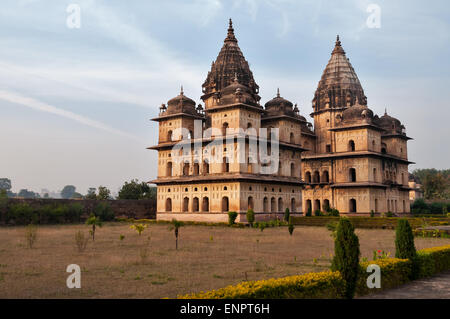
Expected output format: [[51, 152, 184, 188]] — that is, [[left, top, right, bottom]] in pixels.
[[416, 244, 450, 278], [130, 223, 148, 235], [179, 271, 345, 299]]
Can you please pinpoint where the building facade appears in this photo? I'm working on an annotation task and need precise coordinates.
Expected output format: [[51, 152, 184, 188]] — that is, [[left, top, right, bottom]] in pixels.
[[150, 21, 413, 221], [301, 36, 412, 215], [150, 20, 312, 222]]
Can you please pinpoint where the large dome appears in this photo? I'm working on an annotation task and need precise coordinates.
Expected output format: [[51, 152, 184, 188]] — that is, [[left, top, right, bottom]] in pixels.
[[375, 110, 404, 134], [165, 87, 198, 116], [340, 104, 374, 124], [312, 36, 367, 111]]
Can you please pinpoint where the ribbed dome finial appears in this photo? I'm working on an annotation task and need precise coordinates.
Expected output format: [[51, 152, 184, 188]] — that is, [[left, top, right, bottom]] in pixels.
[[225, 18, 237, 43], [277, 88, 280, 97]]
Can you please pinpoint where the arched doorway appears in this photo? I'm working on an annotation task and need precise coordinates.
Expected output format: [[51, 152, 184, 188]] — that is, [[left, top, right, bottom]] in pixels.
[[323, 199, 330, 211], [278, 198, 283, 212], [166, 162, 173, 177], [314, 199, 321, 212], [165, 198, 172, 212], [348, 140, 355, 151], [349, 199, 357, 212], [263, 197, 268, 212], [222, 196, 229, 212], [270, 197, 276, 212], [349, 168, 356, 182], [291, 198, 296, 213], [183, 197, 189, 212], [322, 170, 329, 183], [248, 196, 254, 210], [202, 197, 209, 212], [305, 200, 312, 214], [305, 172, 311, 183], [313, 171, 320, 183], [193, 197, 199, 212]]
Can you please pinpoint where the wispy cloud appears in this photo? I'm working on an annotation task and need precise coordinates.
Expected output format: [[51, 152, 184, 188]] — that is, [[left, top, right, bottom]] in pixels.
[[0, 89, 143, 142]]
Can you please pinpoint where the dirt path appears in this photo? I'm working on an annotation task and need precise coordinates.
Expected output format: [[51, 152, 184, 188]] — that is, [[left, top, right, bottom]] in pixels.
[[359, 271, 450, 299]]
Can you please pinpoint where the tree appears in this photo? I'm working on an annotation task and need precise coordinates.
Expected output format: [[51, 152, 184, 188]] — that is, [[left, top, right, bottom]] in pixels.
[[97, 186, 111, 200], [395, 219, 417, 278], [61, 185, 76, 199], [86, 213, 102, 241], [118, 179, 152, 200], [288, 217, 294, 235], [0, 178, 11, 191], [246, 208, 255, 227], [85, 188, 97, 200], [18, 189, 39, 198], [71, 192, 83, 199], [412, 169, 450, 200], [169, 219, 184, 250], [331, 218, 360, 299], [284, 208, 290, 222]]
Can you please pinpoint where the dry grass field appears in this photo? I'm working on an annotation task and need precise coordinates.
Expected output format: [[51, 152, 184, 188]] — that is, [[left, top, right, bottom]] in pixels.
[[0, 222, 449, 298]]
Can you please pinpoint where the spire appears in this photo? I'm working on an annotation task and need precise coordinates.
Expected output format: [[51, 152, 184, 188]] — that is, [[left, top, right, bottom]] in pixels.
[[313, 35, 367, 111], [277, 88, 280, 97], [225, 18, 237, 43], [332, 34, 345, 55], [180, 85, 184, 95], [384, 108, 387, 116]]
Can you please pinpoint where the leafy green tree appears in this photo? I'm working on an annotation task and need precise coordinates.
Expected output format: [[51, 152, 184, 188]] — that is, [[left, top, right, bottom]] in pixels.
[[331, 218, 360, 299], [228, 211, 238, 225], [86, 213, 102, 241], [169, 219, 184, 250], [118, 179, 152, 200], [246, 208, 255, 227], [85, 188, 97, 200], [288, 217, 294, 236], [18, 189, 39, 198], [93, 202, 115, 221], [61, 185, 76, 199], [97, 186, 111, 200]]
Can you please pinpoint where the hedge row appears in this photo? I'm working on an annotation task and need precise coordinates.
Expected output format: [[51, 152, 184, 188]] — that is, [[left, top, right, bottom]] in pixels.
[[290, 216, 449, 229], [0, 202, 115, 225], [179, 245, 450, 299]]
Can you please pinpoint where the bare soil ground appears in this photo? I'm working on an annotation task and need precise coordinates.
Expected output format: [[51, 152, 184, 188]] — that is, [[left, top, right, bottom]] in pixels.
[[0, 223, 449, 298]]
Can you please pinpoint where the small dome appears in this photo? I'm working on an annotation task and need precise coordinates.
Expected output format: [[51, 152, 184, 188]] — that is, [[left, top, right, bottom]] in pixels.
[[165, 86, 197, 115], [376, 110, 404, 134], [341, 104, 373, 123], [265, 88, 294, 110]]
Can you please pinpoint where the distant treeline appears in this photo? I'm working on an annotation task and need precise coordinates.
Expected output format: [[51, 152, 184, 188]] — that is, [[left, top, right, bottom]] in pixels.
[[411, 169, 450, 200]]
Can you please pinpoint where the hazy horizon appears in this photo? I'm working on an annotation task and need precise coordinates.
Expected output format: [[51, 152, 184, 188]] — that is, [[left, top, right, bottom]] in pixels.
[[1, 0, 449, 195]]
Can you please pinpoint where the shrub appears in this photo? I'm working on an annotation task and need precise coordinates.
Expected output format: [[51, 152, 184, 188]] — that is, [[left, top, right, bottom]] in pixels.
[[130, 223, 148, 235], [94, 202, 115, 221], [179, 271, 345, 299], [416, 245, 450, 278], [370, 210, 375, 218], [25, 224, 38, 248], [246, 209, 255, 227], [305, 207, 312, 217], [9, 203, 37, 225], [228, 211, 238, 226], [169, 219, 184, 250], [86, 213, 102, 241], [66, 203, 83, 223], [395, 218, 417, 278], [326, 221, 338, 238], [288, 217, 294, 235], [258, 221, 267, 232], [385, 211, 394, 217], [284, 208, 290, 222], [75, 230, 89, 252], [331, 218, 360, 299], [328, 208, 339, 217], [314, 210, 322, 216]]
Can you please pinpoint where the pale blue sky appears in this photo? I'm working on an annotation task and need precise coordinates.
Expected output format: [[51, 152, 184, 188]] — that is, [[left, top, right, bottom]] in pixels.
[[1, 0, 449, 195]]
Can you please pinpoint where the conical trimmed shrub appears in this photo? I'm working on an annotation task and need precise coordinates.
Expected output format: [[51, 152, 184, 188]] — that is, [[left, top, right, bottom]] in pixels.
[[331, 218, 360, 299]]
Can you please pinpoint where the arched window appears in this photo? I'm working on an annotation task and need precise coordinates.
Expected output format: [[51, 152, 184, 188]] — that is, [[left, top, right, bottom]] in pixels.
[[248, 197, 254, 210], [193, 162, 199, 175], [193, 197, 199, 212], [247, 122, 252, 129], [290, 163, 295, 176], [223, 157, 229, 172], [183, 162, 190, 176], [221, 196, 229, 212], [290, 132, 295, 144], [349, 168, 356, 182], [305, 171, 311, 183], [278, 198, 283, 212], [322, 170, 329, 183], [203, 160, 209, 174], [263, 197, 268, 212], [165, 198, 172, 212], [349, 199, 357, 213], [348, 140, 355, 151], [166, 162, 173, 177], [183, 197, 189, 212], [222, 122, 229, 136], [373, 168, 377, 182], [313, 171, 320, 183], [271, 197, 276, 212], [167, 130, 173, 142], [291, 198, 296, 213], [202, 197, 209, 212], [375, 198, 378, 212]]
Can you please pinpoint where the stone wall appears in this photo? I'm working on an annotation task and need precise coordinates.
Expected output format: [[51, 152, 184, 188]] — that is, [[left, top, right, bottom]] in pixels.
[[5, 198, 156, 220]]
